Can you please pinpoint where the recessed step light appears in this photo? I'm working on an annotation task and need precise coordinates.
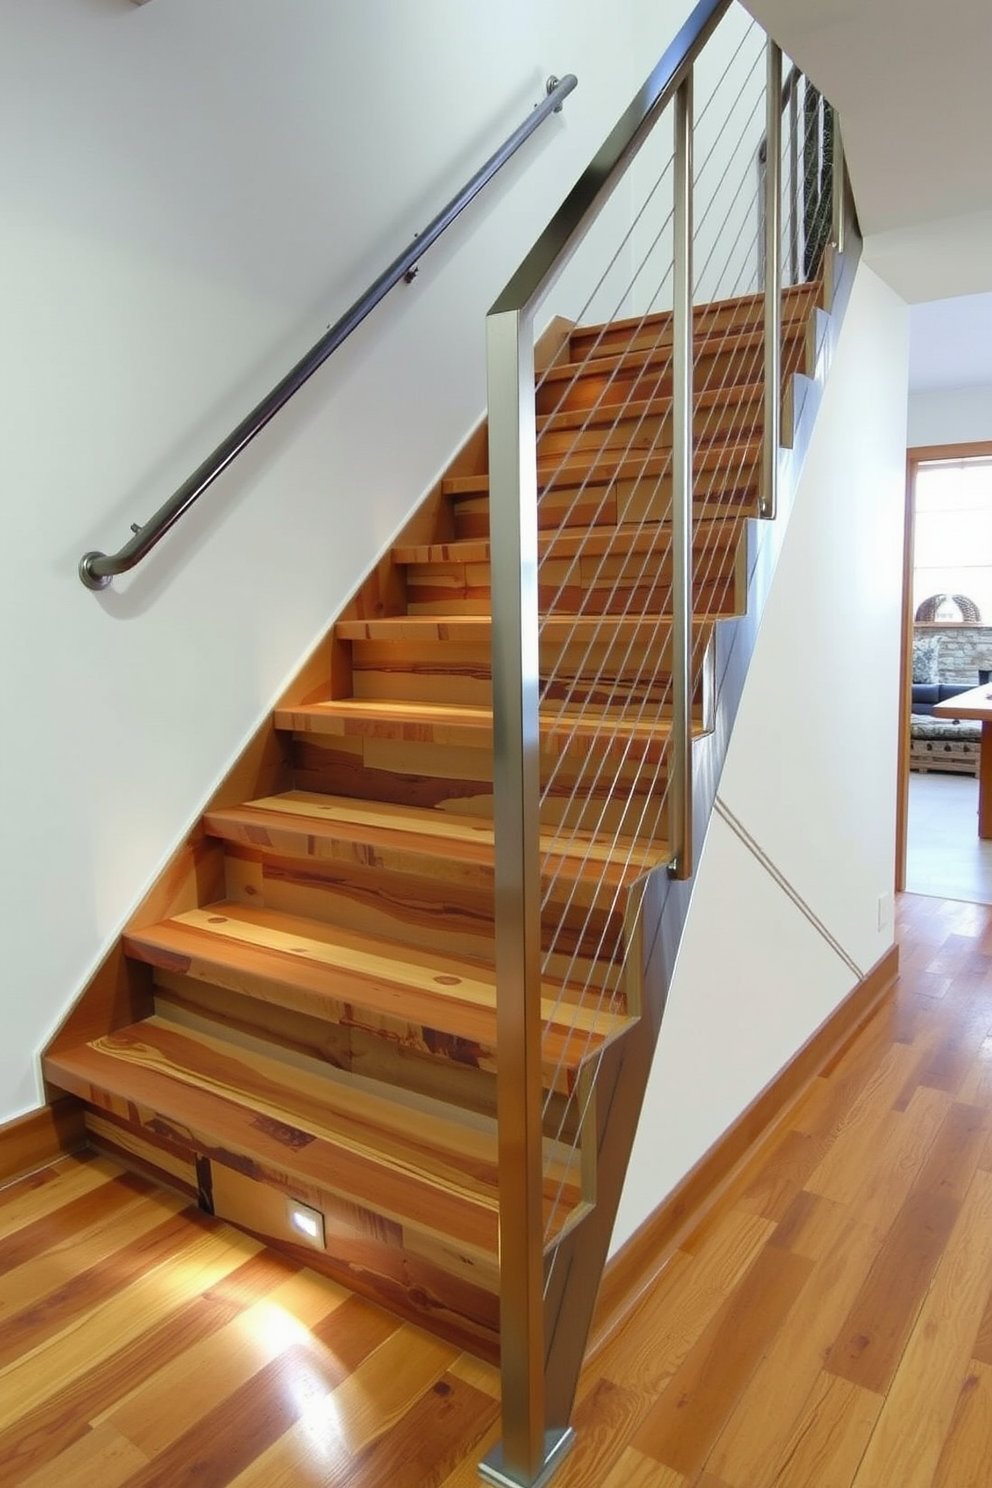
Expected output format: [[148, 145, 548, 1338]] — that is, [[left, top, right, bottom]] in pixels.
[[287, 1198, 325, 1249]]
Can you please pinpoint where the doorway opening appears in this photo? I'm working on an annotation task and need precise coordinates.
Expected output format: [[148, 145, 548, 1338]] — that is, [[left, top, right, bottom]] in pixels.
[[899, 443, 992, 903]]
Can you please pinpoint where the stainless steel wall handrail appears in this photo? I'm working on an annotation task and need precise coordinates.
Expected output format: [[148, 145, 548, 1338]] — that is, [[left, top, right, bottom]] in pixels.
[[78, 72, 577, 591]]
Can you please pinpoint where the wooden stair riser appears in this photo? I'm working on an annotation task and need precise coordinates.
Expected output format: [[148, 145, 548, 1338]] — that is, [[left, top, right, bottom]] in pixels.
[[533, 326, 809, 419], [404, 547, 744, 618], [287, 722, 682, 839], [273, 700, 702, 762], [80, 1099, 503, 1360], [150, 974, 587, 1146], [451, 467, 759, 539], [285, 720, 690, 851], [122, 902, 629, 1100], [219, 844, 631, 980], [344, 625, 711, 711], [565, 283, 822, 360], [534, 388, 763, 460], [444, 431, 763, 502]]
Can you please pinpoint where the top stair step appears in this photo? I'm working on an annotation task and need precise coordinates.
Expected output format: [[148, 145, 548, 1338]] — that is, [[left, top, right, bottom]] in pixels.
[[536, 322, 807, 402], [565, 283, 821, 361], [43, 1015, 584, 1260]]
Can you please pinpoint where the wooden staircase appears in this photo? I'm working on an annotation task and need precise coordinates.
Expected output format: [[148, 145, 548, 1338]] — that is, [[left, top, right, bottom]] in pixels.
[[44, 281, 823, 1364]]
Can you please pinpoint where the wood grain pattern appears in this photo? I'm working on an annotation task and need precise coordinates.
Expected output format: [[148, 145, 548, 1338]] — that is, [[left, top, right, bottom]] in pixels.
[[43, 281, 822, 1375], [587, 945, 898, 1362], [16, 894, 992, 1486], [564, 283, 820, 361]]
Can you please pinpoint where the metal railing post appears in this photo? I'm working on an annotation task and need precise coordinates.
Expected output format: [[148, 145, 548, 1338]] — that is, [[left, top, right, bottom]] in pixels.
[[832, 113, 846, 255], [480, 308, 574, 1488], [788, 76, 800, 285], [669, 70, 694, 883], [762, 40, 782, 520]]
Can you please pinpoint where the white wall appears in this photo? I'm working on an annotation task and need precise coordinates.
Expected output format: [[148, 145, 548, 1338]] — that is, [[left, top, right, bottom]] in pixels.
[[908, 385, 992, 447], [625, 3, 768, 320], [614, 264, 908, 1248], [0, 0, 694, 1122]]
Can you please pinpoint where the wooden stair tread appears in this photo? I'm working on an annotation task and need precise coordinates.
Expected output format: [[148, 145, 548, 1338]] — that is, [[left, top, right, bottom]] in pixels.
[[205, 793, 668, 881], [565, 284, 819, 356], [43, 1016, 583, 1257], [336, 614, 718, 643], [124, 902, 631, 1092], [273, 699, 703, 757], [534, 381, 764, 437], [442, 437, 762, 498], [537, 321, 806, 389], [394, 516, 745, 567]]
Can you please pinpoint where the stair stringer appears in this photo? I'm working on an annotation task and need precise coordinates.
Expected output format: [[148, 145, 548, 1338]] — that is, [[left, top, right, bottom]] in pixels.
[[539, 237, 862, 1428]]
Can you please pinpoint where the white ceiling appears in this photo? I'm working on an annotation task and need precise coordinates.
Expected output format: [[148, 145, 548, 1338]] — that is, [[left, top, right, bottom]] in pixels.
[[744, 0, 992, 304], [909, 293, 992, 395]]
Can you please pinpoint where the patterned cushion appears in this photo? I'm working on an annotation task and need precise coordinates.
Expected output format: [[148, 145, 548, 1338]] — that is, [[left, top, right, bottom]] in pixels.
[[912, 634, 940, 684], [909, 715, 981, 741]]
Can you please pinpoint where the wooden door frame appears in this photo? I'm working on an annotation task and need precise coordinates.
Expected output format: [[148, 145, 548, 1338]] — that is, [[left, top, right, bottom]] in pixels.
[[897, 441, 992, 890]]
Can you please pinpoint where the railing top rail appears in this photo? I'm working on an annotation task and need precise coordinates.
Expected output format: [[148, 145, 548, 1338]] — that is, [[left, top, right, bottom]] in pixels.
[[489, 0, 730, 322], [79, 71, 577, 590]]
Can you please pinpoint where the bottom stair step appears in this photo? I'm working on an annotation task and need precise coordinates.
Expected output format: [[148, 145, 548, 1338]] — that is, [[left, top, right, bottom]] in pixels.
[[43, 1017, 586, 1263]]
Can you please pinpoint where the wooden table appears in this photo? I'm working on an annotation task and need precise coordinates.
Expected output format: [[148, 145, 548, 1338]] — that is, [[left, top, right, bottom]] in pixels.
[[933, 683, 992, 837]]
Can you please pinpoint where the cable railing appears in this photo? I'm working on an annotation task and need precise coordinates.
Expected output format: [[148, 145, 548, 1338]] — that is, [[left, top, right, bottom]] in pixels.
[[481, 1, 843, 1482], [77, 73, 577, 591]]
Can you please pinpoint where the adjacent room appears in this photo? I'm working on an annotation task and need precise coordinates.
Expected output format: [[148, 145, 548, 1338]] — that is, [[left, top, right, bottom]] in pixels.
[[905, 294, 992, 903]]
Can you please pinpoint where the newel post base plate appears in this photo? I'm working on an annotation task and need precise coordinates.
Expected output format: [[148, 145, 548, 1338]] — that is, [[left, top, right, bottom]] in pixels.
[[478, 1427, 575, 1488]]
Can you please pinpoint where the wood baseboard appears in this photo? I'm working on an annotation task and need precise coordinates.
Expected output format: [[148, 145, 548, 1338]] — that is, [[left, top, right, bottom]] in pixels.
[[0, 1096, 88, 1185], [588, 941, 899, 1358]]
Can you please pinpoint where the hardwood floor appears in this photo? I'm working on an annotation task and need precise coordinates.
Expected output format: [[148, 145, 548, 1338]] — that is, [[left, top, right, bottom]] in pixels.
[[5, 891, 992, 1487]]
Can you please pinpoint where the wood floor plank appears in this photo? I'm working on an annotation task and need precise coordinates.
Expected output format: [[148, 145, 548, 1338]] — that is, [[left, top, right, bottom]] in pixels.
[[337, 1371, 497, 1488], [225, 1323, 458, 1484], [0, 1165, 153, 1277], [754, 1371, 882, 1488], [447, 1351, 501, 1401], [551, 1376, 649, 1488], [800, 1039, 928, 1201], [825, 1100, 988, 1394], [596, 1446, 684, 1487], [111, 1295, 402, 1488], [0, 1220, 262, 1432], [104, 1267, 352, 1455], [582, 1210, 775, 1406], [232, 1369, 498, 1488], [970, 1274, 992, 1367], [630, 1244, 813, 1477], [704, 1084, 951, 1488], [0, 1201, 201, 1371], [0, 1153, 117, 1239], [0, 1247, 299, 1488], [930, 1359, 992, 1488], [734, 1128, 833, 1224], [850, 1168, 992, 1488], [18, 1422, 149, 1488]]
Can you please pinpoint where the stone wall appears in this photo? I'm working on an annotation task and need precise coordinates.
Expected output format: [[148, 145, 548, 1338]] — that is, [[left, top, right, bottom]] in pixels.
[[915, 624, 992, 683]]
